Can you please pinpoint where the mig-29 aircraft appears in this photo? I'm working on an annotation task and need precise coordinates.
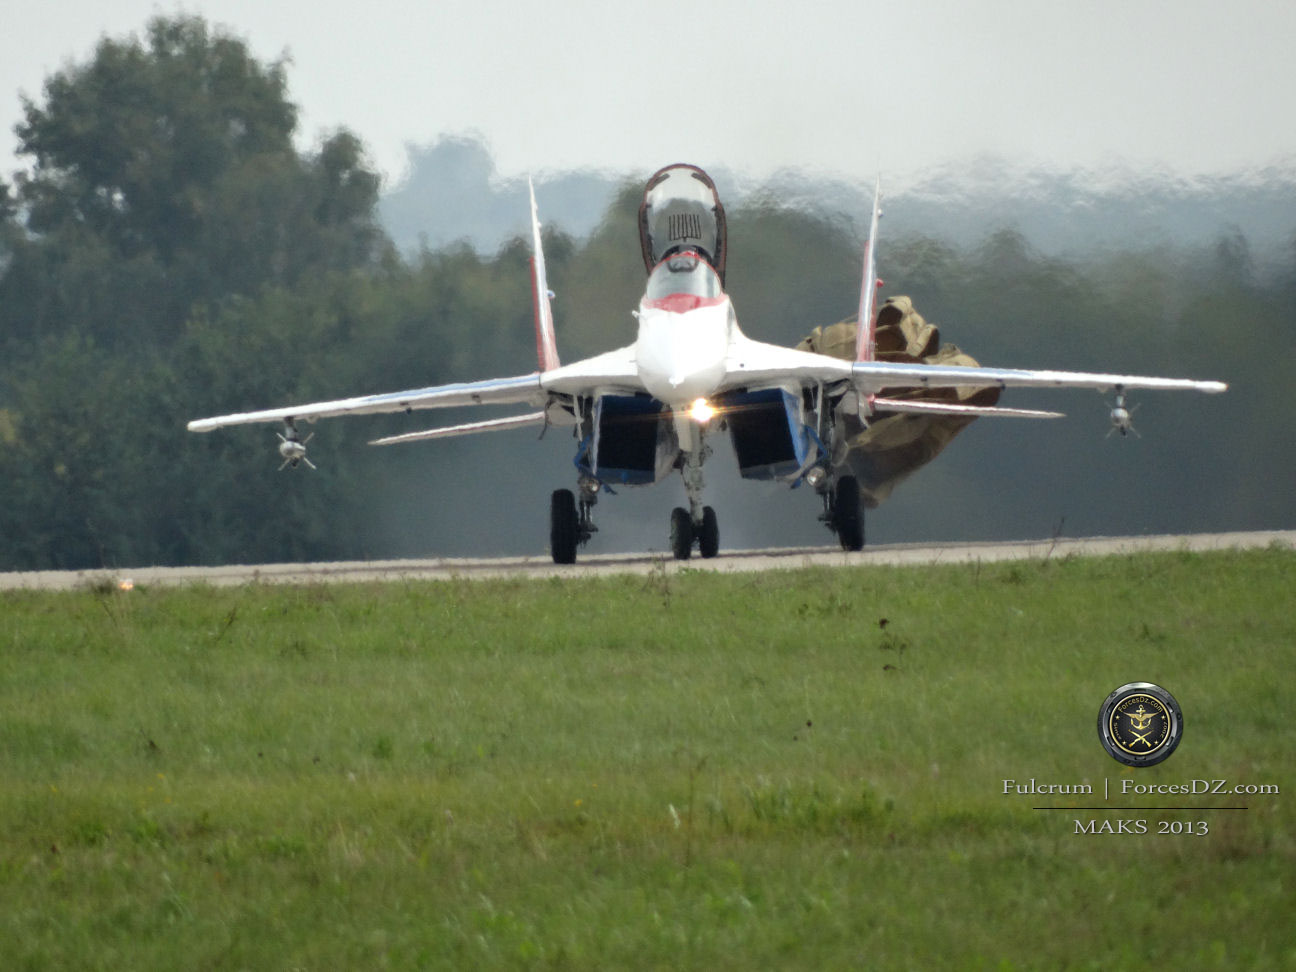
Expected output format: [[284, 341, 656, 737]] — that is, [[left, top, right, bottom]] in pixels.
[[188, 164, 1227, 563]]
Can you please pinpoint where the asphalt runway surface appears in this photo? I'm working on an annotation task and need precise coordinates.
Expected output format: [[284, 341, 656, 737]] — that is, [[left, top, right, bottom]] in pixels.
[[2, 531, 1290, 592]]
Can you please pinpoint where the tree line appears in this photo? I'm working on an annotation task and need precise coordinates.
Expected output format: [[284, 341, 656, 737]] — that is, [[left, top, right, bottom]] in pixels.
[[1, 15, 1290, 570]]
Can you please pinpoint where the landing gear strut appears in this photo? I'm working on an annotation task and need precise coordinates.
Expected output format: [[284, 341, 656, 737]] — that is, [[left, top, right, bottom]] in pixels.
[[669, 443, 719, 560]]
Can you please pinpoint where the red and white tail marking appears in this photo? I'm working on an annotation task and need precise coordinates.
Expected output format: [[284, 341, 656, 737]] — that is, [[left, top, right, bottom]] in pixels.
[[854, 178, 883, 363], [530, 178, 561, 373]]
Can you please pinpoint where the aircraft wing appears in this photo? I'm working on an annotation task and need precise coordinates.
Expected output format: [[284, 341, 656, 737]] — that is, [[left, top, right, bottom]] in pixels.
[[849, 361, 1227, 396], [718, 337, 1225, 398], [187, 373, 545, 432], [188, 343, 644, 434], [539, 344, 643, 395], [720, 336, 854, 387]]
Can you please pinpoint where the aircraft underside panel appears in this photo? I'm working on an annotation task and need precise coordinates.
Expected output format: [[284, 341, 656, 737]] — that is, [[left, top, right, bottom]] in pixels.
[[722, 388, 814, 481], [581, 394, 676, 486]]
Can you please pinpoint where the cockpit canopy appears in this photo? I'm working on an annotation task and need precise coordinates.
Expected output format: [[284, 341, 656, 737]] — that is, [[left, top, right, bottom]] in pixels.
[[638, 164, 728, 284]]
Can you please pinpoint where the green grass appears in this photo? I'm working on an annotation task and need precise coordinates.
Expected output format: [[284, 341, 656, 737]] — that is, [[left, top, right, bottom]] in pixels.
[[1, 548, 1293, 969]]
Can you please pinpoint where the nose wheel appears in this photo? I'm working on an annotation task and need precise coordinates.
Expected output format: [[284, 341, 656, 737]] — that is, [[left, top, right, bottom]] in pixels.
[[670, 505, 719, 560]]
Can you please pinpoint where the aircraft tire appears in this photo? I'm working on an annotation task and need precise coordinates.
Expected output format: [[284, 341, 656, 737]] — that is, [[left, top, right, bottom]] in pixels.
[[834, 476, 865, 552], [550, 489, 579, 564], [670, 507, 693, 560], [699, 506, 720, 559]]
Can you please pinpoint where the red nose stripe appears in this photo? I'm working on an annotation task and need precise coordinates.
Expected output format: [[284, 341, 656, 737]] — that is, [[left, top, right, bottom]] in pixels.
[[643, 294, 727, 314]]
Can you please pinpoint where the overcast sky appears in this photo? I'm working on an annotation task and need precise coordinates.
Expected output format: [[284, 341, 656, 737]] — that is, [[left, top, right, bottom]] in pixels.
[[4, 0, 1295, 192]]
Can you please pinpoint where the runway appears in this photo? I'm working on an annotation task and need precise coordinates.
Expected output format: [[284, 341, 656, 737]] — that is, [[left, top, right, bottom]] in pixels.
[[1, 530, 1290, 591]]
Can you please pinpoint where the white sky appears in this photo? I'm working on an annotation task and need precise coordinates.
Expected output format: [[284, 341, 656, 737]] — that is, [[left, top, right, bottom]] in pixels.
[[3, 0, 1294, 192]]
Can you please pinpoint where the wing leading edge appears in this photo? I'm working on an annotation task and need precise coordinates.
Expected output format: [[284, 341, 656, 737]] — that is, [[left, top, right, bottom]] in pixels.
[[717, 335, 1226, 403], [186, 373, 545, 432], [187, 344, 644, 437], [849, 361, 1227, 396]]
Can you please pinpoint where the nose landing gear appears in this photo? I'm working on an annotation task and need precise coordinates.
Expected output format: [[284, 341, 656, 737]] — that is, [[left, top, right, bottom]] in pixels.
[[670, 505, 719, 560]]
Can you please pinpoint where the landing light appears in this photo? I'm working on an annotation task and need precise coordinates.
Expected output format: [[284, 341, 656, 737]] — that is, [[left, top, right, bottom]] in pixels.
[[805, 465, 828, 489], [689, 398, 716, 424]]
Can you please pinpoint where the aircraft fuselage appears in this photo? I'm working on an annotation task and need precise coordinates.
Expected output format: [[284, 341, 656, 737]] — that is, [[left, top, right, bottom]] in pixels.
[[634, 297, 733, 407]]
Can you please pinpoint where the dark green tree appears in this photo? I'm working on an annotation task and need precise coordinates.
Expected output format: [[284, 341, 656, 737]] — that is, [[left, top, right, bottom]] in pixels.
[[0, 15, 395, 569], [2, 14, 387, 353]]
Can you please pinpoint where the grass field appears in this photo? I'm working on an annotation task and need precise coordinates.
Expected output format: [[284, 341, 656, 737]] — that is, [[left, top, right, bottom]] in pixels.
[[1, 547, 1292, 969]]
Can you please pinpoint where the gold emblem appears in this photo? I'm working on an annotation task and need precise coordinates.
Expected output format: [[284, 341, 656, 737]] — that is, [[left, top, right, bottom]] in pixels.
[[1125, 705, 1156, 747], [1098, 683, 1183, 766]]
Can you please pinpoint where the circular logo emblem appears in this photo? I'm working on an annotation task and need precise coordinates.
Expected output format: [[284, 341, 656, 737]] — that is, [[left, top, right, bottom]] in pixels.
[[1098, 682, 1183, 767]]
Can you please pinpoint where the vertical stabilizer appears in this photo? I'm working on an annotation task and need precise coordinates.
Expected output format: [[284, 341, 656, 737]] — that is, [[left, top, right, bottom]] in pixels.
[[854, 178, 883, 362], [530, 178, 561, 372]]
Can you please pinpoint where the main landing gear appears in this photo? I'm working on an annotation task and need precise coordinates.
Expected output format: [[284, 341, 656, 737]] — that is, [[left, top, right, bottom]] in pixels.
[[819, 474, 865, 552], [549, 483, 598, 565]]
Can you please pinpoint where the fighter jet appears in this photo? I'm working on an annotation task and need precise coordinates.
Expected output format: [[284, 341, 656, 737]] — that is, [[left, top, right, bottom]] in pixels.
[[188, 164, 1226, 563]]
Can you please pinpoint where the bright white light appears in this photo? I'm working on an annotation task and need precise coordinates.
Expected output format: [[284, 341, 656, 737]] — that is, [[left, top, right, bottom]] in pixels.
[[689, 398, 716, 424]]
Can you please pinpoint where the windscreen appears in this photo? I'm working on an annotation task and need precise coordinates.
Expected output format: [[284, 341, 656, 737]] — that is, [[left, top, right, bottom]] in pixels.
[[645, 251, 724, 304]]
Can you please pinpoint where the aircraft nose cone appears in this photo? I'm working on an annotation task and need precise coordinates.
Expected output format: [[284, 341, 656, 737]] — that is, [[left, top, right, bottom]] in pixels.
[[635, 302, 731, 405]]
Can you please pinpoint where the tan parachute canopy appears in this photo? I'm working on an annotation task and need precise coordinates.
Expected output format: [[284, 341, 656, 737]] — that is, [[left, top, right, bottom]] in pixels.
[[797, 296, 1001, 507]]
